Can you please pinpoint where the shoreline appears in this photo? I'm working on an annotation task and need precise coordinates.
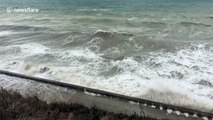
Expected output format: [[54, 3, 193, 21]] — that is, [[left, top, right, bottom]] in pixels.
[[0, 71, 212, 120]]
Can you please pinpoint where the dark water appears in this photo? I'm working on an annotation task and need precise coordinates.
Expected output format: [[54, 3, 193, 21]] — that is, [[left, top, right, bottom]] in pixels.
[[0, 0, 213, 112]]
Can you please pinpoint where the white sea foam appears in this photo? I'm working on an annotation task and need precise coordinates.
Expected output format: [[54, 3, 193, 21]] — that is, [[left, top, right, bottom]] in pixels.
[[0, 31, 13, 37], [19, 43, 50, 55], [0, 43, 49, 57], [79, 43, 213, 112], [127, 17, 138, 21], [57, 49, 101, 61], [0, 43, 213, 112], [0, 43, 50, 74]]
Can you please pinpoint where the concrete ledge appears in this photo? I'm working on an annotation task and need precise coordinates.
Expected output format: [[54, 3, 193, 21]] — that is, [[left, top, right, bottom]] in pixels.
[[0, 70, 212, 120]]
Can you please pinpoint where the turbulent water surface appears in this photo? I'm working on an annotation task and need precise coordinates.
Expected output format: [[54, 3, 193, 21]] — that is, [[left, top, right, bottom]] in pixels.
[[1, 0, 213, 112]]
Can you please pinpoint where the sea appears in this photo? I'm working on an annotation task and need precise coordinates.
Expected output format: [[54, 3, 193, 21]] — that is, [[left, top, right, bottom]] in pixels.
[[0, 0, 213, 112]]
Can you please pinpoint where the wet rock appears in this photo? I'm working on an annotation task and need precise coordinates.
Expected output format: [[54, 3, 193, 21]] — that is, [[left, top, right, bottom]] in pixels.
[[24, 64, 31, 71], [100, 114, 114, 120], [40, 67, 50, 73], [197, 80, 213, 88], [12, 61, 18, 65], [170, 71, 184, 79], [67, 112, 76, 120]]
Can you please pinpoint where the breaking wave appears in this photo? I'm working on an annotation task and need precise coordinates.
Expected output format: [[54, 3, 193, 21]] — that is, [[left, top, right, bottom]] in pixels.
[[0, 42, 213, 112]]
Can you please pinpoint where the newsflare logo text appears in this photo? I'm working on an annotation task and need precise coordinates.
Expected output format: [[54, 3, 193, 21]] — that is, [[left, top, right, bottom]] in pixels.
[[7, 7, 39, 13]]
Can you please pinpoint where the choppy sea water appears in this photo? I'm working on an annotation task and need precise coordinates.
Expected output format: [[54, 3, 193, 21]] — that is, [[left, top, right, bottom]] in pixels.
[[1, 0, 213, 112]]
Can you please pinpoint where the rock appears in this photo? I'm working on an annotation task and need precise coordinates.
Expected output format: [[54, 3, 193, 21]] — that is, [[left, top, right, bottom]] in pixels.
[[40, 67, 50, 73], [100, 114, 114, 120], [67, 112, 76, 120], [197, 80, 213, 87]]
